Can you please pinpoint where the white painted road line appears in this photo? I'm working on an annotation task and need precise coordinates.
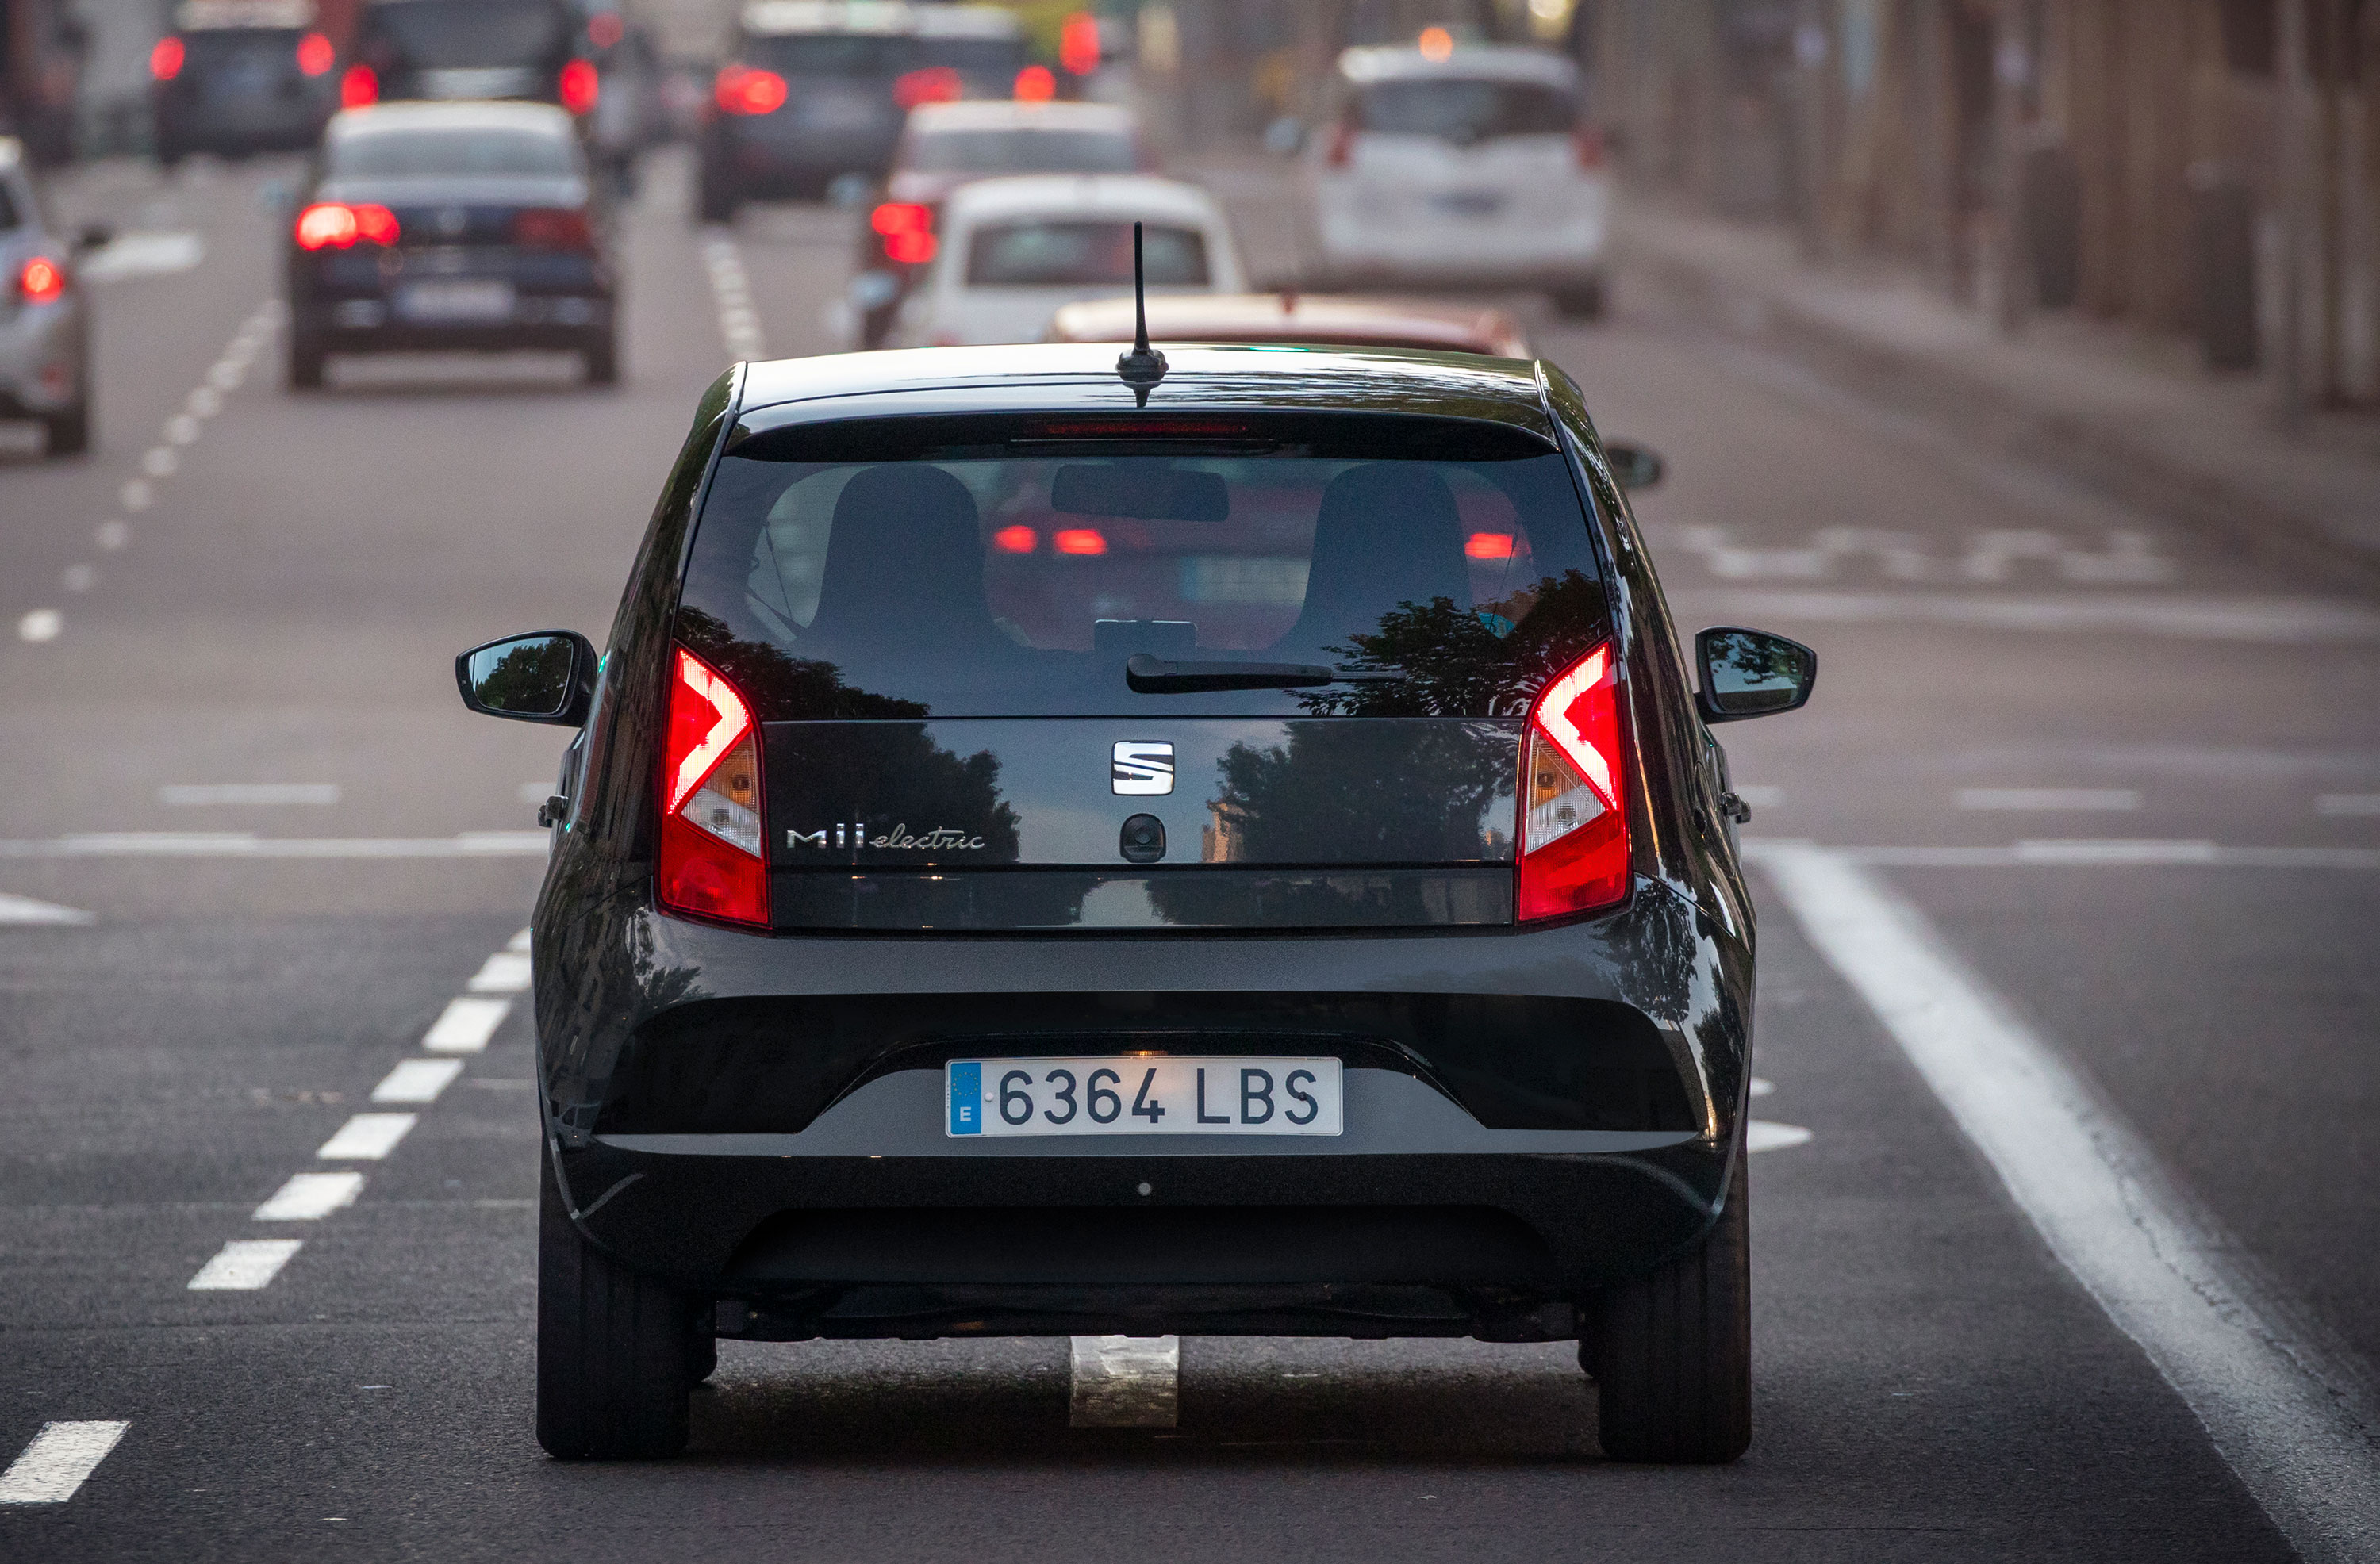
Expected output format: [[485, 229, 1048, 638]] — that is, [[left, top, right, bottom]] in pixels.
[[507, 926, 533, 952], [1668, 588, 2380, 643], [1742, 839, 2380, 871], [159, 783, 340, 806], [0, 832, 551, 858], [0, 893, 94, 926], [2317, 793, 2380, 816], [17, 608, 61, 644], [1956, 788, 2141, 811], [424, 996, 509, 1054], [317, 1112, 417, 1160], [79, 228, 205, 282], [1069, 1336, 1180, 1428], [1746, 1120, 1813, 1152], [372, 1058, 464, 1104], [700, 229, 769, 362], [1732, 784, 1787, 809], [187, 1237, 304, 1290], [1758, 844, 2380, 1564], [466, 951, 532, 993], [253, 1171, 364, 1221], [0, 1421, 130, 1505]]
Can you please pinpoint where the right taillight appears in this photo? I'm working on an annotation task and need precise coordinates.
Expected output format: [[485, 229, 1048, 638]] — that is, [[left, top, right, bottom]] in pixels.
[[893, 66, 961, 109], [151, 36, 186, 80], [714, 63, 786, 115], [341, 63, 378, 107], [1517, 642, 1629, 922], [658, 646, 769, 929], [870, 201, 936, 264], [18, 256, 65, 304]]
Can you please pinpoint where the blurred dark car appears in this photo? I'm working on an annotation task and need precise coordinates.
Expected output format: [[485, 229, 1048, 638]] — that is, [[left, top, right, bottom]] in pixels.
[[698, 0, 1027, 220], [340, 0, 597, 121], [284, 102, 618, 388], [574, 6, 670, 190], [148, 0, 340, 166]]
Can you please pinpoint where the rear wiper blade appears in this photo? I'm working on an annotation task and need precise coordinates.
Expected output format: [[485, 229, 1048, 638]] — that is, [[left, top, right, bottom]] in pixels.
[[1124, 653, 1405, 694]]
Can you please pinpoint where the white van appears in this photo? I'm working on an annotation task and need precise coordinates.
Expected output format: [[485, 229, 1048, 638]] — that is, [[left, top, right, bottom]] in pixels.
[[889, 173, 1245, 347]]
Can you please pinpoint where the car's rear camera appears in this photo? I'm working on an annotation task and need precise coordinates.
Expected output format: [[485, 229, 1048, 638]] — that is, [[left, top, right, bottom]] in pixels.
[[1119, 813, 1166, 864]]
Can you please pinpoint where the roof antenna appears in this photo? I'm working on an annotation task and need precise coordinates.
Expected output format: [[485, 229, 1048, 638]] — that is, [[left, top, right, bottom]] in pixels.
[[1115, 220, 1168, 406]]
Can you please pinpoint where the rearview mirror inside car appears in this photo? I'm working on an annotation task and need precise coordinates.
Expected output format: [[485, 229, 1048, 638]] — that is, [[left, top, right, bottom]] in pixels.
[[1605, 441, 1665, 490], [1695, 626, 1816, 723], [1052, 463, 1230, 522], [455, 631, 597, 726]]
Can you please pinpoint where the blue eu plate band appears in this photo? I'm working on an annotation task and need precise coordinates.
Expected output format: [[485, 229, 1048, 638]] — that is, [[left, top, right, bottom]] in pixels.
[[947, 1061, 982, 1136]]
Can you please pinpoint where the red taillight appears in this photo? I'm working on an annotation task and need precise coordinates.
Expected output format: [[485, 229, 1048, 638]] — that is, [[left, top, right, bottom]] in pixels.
[[658, 647, 769, 928], [714, 64, 786, 115], [1053, 528, 1107, 556], [894, 65, 962, 109], [1014, 64, 1056, 102], [1325, 121, 1355, 168], [1060, 12, 1101, 75], [151, 36, 186, 81], [559, 58, 600, 114], [871, 201, 937, 265], [1465, 532, 1515, 560], [1517, 643, 1629, 922], [341, 63, 378, 107], [992, 525, 1037, 554], [296, 31, 334, 76], [1574, 125, 1606, 171], [18, 256, 65, 304], [294, 201, 398, 250], [512, 207, 592, 249]]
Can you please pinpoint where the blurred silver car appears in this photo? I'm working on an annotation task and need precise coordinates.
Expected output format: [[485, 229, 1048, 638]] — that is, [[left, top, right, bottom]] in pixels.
[[0, 136, 98, 456]]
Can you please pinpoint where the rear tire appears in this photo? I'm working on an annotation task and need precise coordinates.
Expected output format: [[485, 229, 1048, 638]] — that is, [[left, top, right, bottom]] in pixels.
[[584, 331, 620, 386], [1587, 1151, 1750, 1463], [536, 1152, 692, 1459], [43, 400, 90, 457], [286, 332, 327, 391], [1553, 276, 1608, 320]]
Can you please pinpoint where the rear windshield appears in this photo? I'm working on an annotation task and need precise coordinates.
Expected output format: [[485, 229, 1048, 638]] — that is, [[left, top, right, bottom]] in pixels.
[[967, 221, 1206, 286], [179, 29, 306, 67], [906, 128, 1138, 175], [328, 125, 578, 177], [364, 0, 565, 67], [1356, 79, 1577, 140], [914, 36, 1026, 76], [745, 33, 907, 76], [677, 416, 1611, 720]]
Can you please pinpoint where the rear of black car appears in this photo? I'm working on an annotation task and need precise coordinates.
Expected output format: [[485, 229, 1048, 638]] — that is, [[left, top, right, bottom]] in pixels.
[[150, 5, 340, 163], [509, 349, 1759, 1463], [284, 105, 617, 385], [341, 0, 593, 117]]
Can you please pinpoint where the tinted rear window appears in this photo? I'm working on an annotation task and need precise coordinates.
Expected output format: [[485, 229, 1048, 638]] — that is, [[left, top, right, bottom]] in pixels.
[[967, 221, 1206, 286], [746, 33, 907, 76], [915, 36, 1026, 76], [1357, 79, 1577, 140], [328, 125, 578, 177], [906, 128, 1138, 175], [365, 0, 565, 67], [677, 415, 1611, 720], [179, 29, 306, 68]]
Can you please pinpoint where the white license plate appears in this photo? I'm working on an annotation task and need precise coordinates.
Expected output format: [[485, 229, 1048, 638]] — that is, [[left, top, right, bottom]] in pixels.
[[800, 94, 881, 128], [946, 1056, 1342, 1138], [397, 280, 515, 323]]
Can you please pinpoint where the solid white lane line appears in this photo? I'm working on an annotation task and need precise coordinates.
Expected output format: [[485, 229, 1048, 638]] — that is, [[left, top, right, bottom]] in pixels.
[[17, 609, 62, 644], [1069, 1336, 1180, 1428], [466, 951, 532, 993], [506, 927, 533, 952], [0, 832, 551, 858], [187, 1238, 304, 1290], [1956, 788, 2140, 811], [1732, 784, 1787, 808], [0, 1421, 130, 1505], [372, 1058, 464, 1104], [2316, 793, 2380, 816], [700, 230, 769, 361], [1747, 1076, 1775, 1097], [253, 1171, 364, 1221], [1745, 1120, 1813, 1152], [2014, 838, 2219, 864], [1743, 840, 2380, 871], [159, 783, 340, 806], [0, 893, 93, 926], [424, 996, 510, 1054], [1667, 588, 2380, 643], [317, 1113, 416, 1160], [1759, 844, 2380, 1564]]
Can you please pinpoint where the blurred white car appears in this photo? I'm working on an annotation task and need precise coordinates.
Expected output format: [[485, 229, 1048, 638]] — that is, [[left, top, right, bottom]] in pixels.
[[888, 173, 1243, 347], [1304, 44, 1610, 318], [0, 136, 99, 455]]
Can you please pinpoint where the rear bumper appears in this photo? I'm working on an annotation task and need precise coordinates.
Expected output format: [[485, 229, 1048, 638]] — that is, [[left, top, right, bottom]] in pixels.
[[0, 297, 86, 411], [704, 118, 900, 186]]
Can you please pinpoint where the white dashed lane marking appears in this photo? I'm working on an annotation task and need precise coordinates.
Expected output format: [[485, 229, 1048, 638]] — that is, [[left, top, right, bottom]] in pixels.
[[186, 1238, 303, 1291], [158, 783, 340, 806], [372, 1058, 464, 1104], [317, 1113, 417, 1160], [1747, 1121, 1813, 1153], [253, 1171, 364, 1221], [506, 927, 532, 952], [424, 996, 510, 1054], [1069, 1336, 1180, 1428], [1956, 788, 2141, 811], [17, 609, 61, 644], [466, 951, 532, 993], [0, 892, 92, 926], [0, 1421, 130, 1505], [700, 229, 768, 362]]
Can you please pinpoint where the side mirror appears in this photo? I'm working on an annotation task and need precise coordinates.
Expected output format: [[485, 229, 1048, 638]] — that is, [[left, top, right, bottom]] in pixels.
[[1695, 626, 1816, 723], [1605, 440, 1664, 490], [456, 631, 597, 726], [75, 224, 113, 254]]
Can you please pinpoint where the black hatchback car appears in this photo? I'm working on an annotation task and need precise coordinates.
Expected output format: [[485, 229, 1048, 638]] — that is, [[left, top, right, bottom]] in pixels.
[[459, 342, 1814, 1463], [285, 102, 617, 386], [340, 0, 594, 117], [149, 0, 340, 165]]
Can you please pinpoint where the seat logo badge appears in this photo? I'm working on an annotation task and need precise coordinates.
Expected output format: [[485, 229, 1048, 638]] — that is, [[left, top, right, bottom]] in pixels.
[[787, 822, 986, 851], [1111, 741, 1175, 796]]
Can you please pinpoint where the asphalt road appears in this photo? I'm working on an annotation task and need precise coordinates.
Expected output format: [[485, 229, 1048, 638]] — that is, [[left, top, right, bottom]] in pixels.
[[1, 147, 2374, 1562]]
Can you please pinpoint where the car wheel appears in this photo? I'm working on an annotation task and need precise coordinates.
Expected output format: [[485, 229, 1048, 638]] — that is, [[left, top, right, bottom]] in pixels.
[[286, 332, 328, 391], [1586, 1149, 1750, 1463], [1553, 277, 1609, 321], [584, 332, 620, 386], [536, 1150, 693, 1459], [43, 400, 90, 458]]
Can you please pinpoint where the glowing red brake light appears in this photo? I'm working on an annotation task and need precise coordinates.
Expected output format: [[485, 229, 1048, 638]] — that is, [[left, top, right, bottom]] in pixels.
[[151, 36, 187, 81], [559, 58, 599, 114], [1465, 532, 1515, 560], [870, 201, 936, 264], [1517, 643, 1629, 922], [295, 202, 398, 250], [296, 31, 334, 76], [1053, 528, 1107, 557], [341, 63, 378, 107], [714, 64, 785, 115], [894, 66, 962, 109], [352, 203, 400, 245], [1060, 12, 1100, 75], [1014, 64, 1056, 102], [992, 525, 1037, 554], [658, 647, 769, 928], [18, 256, 65, 305]]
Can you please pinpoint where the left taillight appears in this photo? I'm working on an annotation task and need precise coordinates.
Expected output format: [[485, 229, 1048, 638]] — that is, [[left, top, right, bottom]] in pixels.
[[17, 256, 66, 305], [296, 31, 334, 76], [1516, 642, 1630, 922], [151, 36, 186, 81], [559, 58, 600, 114], [1013, 64, 1056, 102], [294, 201, 399, 250], [658, 646, 769, 929], [341, 63, 378, 107]]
